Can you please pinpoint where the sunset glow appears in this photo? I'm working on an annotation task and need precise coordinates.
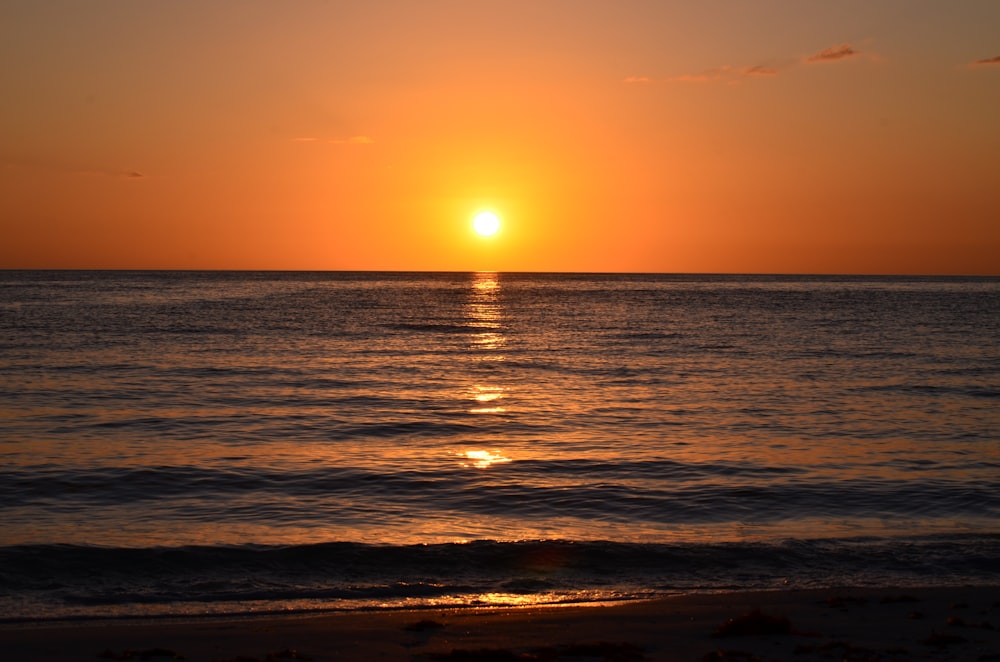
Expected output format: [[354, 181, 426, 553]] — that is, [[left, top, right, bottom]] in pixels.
[[1, 2, 998, 274]]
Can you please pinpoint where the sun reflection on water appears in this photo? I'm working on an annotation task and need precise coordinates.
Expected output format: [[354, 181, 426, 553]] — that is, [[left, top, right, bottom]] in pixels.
[[422, 590, 622, 609], [470, 592, 556, 607], [465, 273, 508, 412], [469, 384, 505, 414], [467, 271, 505, 355], [459, 274, 513, 470], [462, 449, 512, 469]]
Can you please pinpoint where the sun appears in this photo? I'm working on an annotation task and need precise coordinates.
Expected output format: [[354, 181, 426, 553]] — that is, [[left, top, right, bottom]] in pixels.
[[472, 211, 501, 237]]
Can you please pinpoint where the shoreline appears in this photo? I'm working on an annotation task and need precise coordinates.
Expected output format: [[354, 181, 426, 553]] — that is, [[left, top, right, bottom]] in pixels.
[[3, 586, 998, 661]]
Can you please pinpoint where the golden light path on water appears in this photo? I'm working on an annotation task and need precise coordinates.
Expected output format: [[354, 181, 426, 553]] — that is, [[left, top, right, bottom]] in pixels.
[[461, 271, 513, 471], [457, 273, 559, 609], [362, 589, 618, 610]]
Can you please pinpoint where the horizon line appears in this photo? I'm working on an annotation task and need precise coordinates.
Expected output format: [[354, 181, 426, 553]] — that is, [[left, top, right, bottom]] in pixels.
[[2, 268, 998, 278]]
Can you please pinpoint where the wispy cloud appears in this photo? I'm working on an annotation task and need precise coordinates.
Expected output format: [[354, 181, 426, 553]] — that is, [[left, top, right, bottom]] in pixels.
[[643, 42, 869, 87], [806, 44, 858, 63], [669, 64, 779, 84], [77, 167, 145, 179], [291, 137, 321, 143], [744, 65, 778, 76], [4, 159, 145, 179], [970, 55, 1000, 66]]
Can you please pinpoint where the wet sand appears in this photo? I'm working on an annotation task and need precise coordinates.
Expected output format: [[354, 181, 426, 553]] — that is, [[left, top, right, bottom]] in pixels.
[[3, 586, 999, 661]]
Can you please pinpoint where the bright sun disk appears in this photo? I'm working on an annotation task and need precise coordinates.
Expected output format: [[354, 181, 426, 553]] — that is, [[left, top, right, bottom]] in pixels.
[[473, 211, 501, 237]]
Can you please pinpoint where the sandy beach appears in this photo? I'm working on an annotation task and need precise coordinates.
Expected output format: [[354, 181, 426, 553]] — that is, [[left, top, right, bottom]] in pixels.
[[3, 586, 998, 661]]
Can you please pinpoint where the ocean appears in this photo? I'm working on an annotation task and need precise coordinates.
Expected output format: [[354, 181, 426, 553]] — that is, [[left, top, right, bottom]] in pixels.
[[1, 271, 998, 622]]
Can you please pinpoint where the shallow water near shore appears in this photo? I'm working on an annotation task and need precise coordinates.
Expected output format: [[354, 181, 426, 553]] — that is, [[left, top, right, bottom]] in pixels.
[[1, 271, 998, 620]]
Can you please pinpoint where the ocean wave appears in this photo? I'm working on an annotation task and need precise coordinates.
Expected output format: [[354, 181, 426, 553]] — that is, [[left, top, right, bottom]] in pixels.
[[1, 535, 998, 621]]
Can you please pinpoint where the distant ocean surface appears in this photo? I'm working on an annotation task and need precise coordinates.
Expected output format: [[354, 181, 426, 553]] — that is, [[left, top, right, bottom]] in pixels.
[[1, 271, 998, 622]]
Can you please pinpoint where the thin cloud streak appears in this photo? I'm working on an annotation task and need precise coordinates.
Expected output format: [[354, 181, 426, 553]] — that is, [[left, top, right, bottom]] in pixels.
[[4, 159, 145, 179], [80, 167, 145, 179], [669, 64, 778, 84], [970, 55, 1000, 66], [744, 65, 778, 76], [806, 44, 858, 62], [654, 42, 866, 85]]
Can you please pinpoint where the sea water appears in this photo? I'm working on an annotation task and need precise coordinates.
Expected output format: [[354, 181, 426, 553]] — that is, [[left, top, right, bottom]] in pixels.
[[1, 271, 998, 621]]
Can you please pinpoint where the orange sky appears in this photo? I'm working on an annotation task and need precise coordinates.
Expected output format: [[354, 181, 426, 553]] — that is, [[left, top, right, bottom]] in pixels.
[[2, 1, 998, 274]]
